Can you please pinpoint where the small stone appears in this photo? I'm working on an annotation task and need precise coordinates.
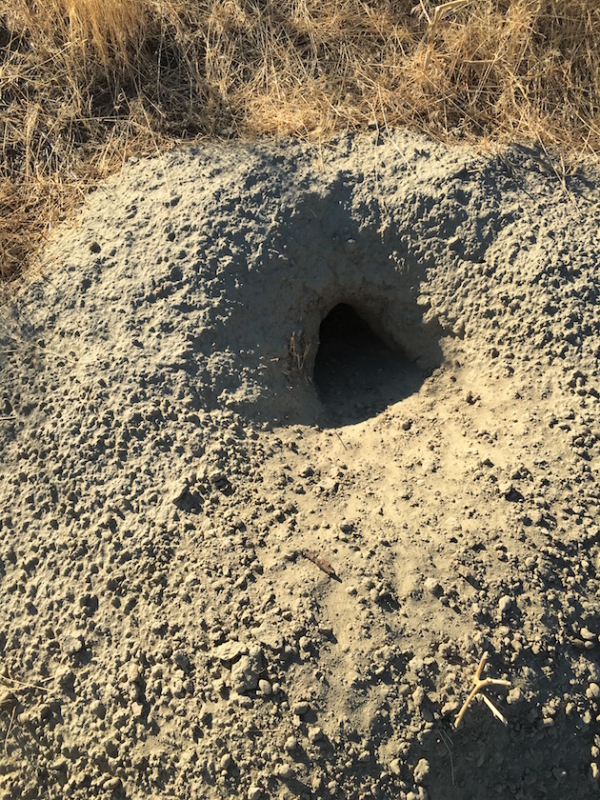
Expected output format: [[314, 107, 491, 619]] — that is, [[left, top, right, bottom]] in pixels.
[[284, 736, 298, 753], [581, 627, 596, 641], [103, 737, 119, 758], [408, 656, 425, 675], [307, 726, 323, 743], [55, 667, 75, 690], [173, 650, 191, 673], [127, 663, 141, 682], [586, 683, 600, 700], [390, 758, 402, 776], [590, 762, 599, 781], [274, 763, 293, 779], [90, 700, 106, 719], [498, 596, 513, 615], [60, 634, 84, 656], [258, 679, 272, 696], [358, 750, 371, 763], [219, 753, 232, 770], [413, 758, 430, 784], [292, 701, 309, 716], [506, 687, 523, 705], [103, 777, 121, 791], [214, 641, 248, 663], [424, 578, 443, 598], [248, 785, 261, 800], [232, 648, 262, 693]]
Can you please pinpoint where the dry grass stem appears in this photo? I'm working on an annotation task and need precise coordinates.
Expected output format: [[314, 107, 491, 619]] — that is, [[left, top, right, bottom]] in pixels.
[[1, 1, 599, 282], [454, 651, 511, 730]]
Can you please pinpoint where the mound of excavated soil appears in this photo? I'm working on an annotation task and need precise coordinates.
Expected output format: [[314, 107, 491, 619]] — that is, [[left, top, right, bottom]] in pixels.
[[1, 132, 600, 800]]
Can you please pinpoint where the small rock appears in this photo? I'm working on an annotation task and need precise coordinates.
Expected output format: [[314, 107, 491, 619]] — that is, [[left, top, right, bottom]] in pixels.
[[292, 701, 309, 716], [219, 753, 232, 771], [173, 650, 191, 673], [90, 700, 106, 719], [274, 763, 293, 779], [258, 679, 272, 696], [284, 736, 298, 753], [232, 647, 262, 693], [424, 578, 443, 598], [103, 737, 119, 758], [307, 726, 323, 743], [408, 656, 425, 675], [215, 641, 248, 664], [390, 758, 402, 776], [586, 683, 600, 700], [498, 596, 513, 615], [55, 667, 75, 690], [506, 687, 523, 705], [60, 634, 84, 656], [413, 758, 430, 784], [248, 785, 261, 800]]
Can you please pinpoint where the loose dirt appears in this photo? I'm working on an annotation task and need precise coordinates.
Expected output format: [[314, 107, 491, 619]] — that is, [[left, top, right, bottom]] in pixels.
[[1, 132, 600, 800]]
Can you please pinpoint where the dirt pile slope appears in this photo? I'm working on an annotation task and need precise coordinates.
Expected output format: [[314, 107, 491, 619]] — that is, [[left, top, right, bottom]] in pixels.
[[1, 133, 600, 800]]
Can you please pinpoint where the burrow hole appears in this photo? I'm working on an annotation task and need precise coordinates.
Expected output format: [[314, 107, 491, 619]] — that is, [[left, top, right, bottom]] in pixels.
[[313, 303, 424, 420]]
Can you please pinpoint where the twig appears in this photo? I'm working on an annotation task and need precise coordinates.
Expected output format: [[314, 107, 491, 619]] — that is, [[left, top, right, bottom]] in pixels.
[[334, 431, 347, 450], [454, 652, 511, 729], [3, 705, 16, 755], [437, 724, 455, 786], [299, 550, 340, 581], [1, 673, 53, 692]]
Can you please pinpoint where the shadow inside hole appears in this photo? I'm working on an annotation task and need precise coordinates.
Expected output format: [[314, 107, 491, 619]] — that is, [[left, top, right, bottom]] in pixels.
[[313, 303, 425, 424]]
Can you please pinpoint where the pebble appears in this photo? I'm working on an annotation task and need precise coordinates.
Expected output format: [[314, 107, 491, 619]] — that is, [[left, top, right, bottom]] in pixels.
[[307, 726, 323, 743], [424, 578, 443, 598], [90, 700, 106, 719], [219, 753, 232, 770], [215, 641, 248, 663], [292, 701, 309, 716], [413, 758, 430, 784], [232, 647, 263, 693], [390, 758, 402, 776], [498, 596, 513, 614], [60, 634, 84, 656], [274, 763, 293, 779], [586, 683, 600, 700], [247, 785, 261, 800]]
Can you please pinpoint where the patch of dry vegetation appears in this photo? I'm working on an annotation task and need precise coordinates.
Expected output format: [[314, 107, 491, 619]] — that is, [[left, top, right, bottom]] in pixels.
[[1, 0, 599, 281]]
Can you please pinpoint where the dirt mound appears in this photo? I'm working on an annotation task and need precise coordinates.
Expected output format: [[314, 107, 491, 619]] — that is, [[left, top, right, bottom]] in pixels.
[[1, 132, 600, 800]]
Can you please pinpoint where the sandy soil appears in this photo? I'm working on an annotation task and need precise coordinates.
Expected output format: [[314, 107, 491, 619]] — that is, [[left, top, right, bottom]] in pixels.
[[1, 132, 600, 800]]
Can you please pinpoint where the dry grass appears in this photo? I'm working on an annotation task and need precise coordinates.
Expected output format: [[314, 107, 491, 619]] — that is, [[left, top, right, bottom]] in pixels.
[[1, 0, 599, 282]]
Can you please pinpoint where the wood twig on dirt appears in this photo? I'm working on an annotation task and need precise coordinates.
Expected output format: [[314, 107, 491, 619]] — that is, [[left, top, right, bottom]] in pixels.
[[299, 550, 340, 581], [454, 652, 511, 729]]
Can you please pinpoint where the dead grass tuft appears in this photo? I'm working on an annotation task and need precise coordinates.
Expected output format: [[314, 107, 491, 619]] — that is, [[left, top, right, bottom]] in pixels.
[[1, 0, 599, 281]]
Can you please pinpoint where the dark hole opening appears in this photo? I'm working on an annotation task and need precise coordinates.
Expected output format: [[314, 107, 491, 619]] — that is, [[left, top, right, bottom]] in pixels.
[[313, 303, 424, 422]]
